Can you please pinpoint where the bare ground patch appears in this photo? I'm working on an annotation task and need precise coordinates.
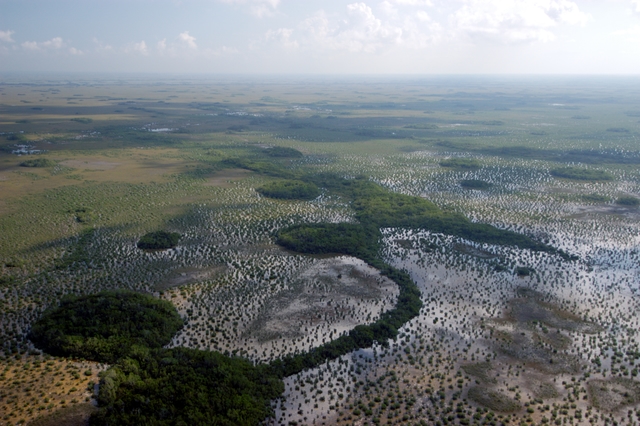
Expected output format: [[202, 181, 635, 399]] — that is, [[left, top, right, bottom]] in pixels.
[[588, 378, 640, 412], [156, 265, 227, 292], [244, 256, 398, 344]]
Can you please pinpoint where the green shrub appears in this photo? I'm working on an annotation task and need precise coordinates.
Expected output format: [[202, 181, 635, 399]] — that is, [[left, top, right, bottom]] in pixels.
[[551, 167, 613, 182], [616, 196, 639, 206], [137, 231, 181, 250], [92, 347, 283, 426], [70, 118, 93, 124], [257, 180, 320, 200], [20, 158, 56, 167], [460, 179, 493, 190]]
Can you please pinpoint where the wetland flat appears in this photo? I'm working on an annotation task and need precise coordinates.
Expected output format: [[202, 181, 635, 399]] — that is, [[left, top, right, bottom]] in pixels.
[[1, 76, 640, 426]]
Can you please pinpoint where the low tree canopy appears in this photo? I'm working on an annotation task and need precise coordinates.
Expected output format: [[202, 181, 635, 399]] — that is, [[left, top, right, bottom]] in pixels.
[[29, 290, 183, 363], [137, 231, 181, 250], [257, 180, 320, 200]]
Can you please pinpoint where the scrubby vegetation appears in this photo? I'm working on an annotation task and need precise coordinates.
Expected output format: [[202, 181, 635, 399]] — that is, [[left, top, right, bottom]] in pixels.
[[439, 158, 481, 171], [581, 193, 610, 203], [460, 179, 493, 190], [29, 290, 183, 363], [616, 196, 639, 206], [70, 118, 93, 124], [256, 180, 320, 200], [19, 158, 56, 167], [550, 167, 614, 182], [70, 207, 96, 223], [137, 231, 181, 250], [264, 146, 303, 158]]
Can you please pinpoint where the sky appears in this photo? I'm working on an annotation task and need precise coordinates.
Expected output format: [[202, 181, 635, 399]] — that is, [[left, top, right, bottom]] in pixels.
[[1, 0, 640, 75]]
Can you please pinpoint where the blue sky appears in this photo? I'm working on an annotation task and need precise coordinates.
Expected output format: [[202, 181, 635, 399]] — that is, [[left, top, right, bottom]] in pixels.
[[1, 0, 640, 74]]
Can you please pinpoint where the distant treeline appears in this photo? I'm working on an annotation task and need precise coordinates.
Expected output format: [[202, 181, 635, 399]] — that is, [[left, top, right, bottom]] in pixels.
[[435, 140, 640, 165]]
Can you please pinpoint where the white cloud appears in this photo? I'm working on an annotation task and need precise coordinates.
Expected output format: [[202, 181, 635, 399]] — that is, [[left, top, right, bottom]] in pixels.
[[69, 47, 83, 55], [416, 10, 431, 22], [614, 24, 640, 42], [294, 3, 401, 53], [274, 2, 441, 53], [22, 41, 39, 50], [157, 39, 167, 52], [126, 40, 149, 55], [218, 0, 281, 17], [392, 0, 433, 5], [632, 0, 640, 15], [178, 31, 197, 49], [21, 37, 65, 50], [265, 28, 299, 49], [451, 0, 590, 44], [41, 37, 64, 49], [156, 32, 201, 55], [93, 38, 113, 52], [0, 30, 14, 43]]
